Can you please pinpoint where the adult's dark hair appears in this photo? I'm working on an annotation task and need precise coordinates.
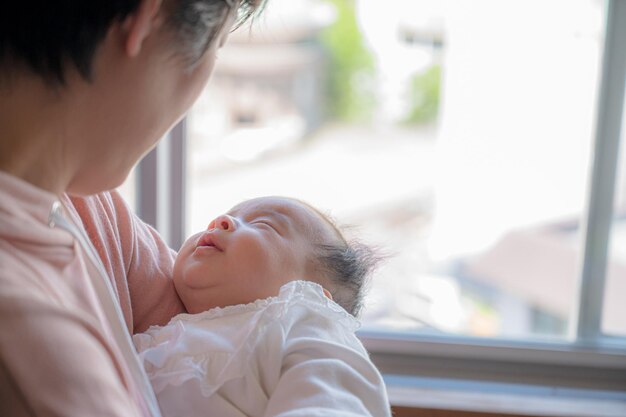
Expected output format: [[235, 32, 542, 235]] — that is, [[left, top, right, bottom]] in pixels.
[[0, 0, 263, 85]]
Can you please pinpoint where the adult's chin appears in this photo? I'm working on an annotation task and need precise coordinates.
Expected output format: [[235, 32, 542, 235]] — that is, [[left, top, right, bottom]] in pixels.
[[66, 168, 132, 196]]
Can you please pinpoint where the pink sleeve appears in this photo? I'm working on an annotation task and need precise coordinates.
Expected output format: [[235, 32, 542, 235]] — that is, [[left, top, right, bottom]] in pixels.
[[66, 190, 185, 333]]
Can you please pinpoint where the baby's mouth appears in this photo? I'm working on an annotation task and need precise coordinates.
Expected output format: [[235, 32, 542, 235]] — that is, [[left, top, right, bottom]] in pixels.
[[196, 233, 222, 251]]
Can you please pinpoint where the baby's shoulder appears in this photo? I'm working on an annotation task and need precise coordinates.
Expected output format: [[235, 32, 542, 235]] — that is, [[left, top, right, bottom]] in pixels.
[[274, 280, 361, 334]]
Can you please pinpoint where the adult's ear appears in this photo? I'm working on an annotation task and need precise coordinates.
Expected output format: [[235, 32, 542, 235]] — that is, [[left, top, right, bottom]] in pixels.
[[124, 0, 163, 57]]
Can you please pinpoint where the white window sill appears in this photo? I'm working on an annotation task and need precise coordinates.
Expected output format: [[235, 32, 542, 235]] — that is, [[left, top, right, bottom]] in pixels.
[[386, 375, 626, 417]]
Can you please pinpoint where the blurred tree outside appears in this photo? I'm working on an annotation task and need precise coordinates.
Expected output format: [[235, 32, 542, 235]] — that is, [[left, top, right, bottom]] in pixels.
[[319, 0, 441, 126], [404, 64, 441, 125], [320, 0, 376, 121]]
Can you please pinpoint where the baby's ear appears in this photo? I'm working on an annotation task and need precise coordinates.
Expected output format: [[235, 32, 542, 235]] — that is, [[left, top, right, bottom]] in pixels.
[[322, 288, 333, 300]]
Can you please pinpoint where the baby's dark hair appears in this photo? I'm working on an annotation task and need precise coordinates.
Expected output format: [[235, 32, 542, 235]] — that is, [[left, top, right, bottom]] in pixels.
[[294, 200, 382, 317], [313, 238, 381, 317]]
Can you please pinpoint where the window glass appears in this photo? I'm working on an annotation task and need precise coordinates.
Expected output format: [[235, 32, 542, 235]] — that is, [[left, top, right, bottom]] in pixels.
[[187, 0, 604, 341]]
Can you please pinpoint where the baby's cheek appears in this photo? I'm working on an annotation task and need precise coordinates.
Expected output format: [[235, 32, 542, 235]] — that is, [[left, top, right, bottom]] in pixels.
[[173, 246, 199, 293]]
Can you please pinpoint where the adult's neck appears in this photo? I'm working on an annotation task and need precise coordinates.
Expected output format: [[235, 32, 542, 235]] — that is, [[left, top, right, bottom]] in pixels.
[[0, 73, 81, 196]]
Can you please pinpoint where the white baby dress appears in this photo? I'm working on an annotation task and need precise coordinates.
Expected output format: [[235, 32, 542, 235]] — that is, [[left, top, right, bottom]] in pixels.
[[133, 280, 391, 417]]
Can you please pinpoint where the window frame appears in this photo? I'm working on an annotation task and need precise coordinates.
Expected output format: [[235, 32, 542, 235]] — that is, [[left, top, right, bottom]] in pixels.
[[137, 121, 187, 251], [575, 0, 626, 343], [136, 0, 626, 395]]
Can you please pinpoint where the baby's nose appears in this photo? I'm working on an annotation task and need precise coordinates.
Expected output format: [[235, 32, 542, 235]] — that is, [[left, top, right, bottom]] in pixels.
[[208, 214, 236, 232]]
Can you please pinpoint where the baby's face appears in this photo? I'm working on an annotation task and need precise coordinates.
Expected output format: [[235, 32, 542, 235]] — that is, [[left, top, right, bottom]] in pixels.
[[174, 196, 334, 313]]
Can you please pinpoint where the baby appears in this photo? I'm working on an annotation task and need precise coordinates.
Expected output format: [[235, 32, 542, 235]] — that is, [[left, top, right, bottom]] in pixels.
[[133, 196, 391, 417]]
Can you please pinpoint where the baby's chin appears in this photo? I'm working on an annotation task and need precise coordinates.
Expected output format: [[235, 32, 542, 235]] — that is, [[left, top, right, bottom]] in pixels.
[[173, 278, 230, 314], [176, 286, 214, 314]]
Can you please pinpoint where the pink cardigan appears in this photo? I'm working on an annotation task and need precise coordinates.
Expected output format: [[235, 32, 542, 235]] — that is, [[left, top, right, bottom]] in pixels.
[[0, 172, 185, 416]]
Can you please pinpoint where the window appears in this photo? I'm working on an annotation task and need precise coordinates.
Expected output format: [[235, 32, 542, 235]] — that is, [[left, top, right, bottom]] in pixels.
[[134, 0, 626, 408]]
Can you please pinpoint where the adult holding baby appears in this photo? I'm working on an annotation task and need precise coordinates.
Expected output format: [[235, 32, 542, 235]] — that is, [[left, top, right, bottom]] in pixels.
[[0, 1, 263, 415]]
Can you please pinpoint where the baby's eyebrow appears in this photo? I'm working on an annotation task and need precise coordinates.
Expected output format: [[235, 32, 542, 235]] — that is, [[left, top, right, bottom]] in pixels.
[[260, 210, 290, 224]]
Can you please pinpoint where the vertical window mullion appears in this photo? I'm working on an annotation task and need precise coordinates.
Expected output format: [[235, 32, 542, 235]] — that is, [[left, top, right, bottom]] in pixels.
[[168, 119, 187, 251], [136, 119, 186, 251], [575, 0, 626, 342], [136, 146, 158, 230]]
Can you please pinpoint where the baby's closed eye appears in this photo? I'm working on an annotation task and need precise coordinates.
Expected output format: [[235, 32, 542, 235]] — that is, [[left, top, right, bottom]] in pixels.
[[252, 220, 281, 234]]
